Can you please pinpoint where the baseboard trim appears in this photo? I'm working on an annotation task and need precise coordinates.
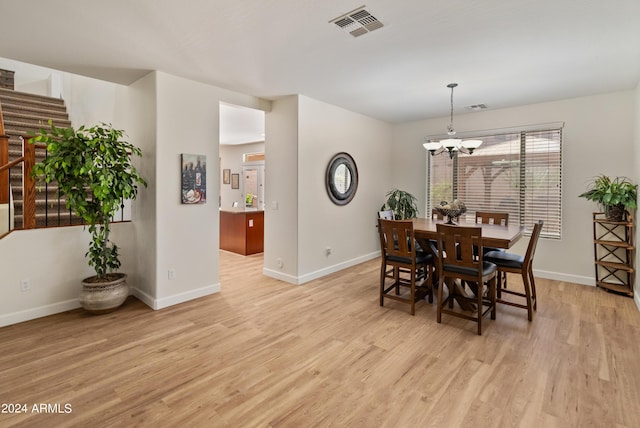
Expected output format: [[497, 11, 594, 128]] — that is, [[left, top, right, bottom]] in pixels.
[[133, 284, 220, 310], [262, 268, 300, 285], [0, 299, 81, 327], [533, 269, 595, 286], [263, 252, 380, 285]]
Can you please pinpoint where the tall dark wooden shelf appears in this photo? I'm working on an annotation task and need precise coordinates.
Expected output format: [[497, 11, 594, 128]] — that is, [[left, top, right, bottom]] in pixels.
[[592, 212, 634, 297]]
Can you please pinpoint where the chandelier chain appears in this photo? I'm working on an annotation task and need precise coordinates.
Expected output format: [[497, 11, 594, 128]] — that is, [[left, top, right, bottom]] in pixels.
[[448, 83, 456, 135]]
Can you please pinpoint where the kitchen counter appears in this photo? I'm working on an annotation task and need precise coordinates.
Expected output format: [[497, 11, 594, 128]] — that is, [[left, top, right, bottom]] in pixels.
[[219, 209, 264, 255]]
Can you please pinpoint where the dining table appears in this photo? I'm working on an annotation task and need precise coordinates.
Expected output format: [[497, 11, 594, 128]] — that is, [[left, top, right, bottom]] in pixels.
[[411, 216, 525, 311], [412, 216, 524, 250]]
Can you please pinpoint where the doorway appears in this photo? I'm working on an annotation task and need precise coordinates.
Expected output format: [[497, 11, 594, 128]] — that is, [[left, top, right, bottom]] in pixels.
[[242, 163, 265, 210]]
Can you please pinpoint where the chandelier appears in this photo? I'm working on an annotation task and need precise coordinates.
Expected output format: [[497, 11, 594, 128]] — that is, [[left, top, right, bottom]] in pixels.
[[423, 83, 482, 159]]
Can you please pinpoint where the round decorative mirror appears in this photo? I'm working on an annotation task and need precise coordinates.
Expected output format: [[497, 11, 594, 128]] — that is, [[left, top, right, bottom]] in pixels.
[[326, 152, 358, 205]]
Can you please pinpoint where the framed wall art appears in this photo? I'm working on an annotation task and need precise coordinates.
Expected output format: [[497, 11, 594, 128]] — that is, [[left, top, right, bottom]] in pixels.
[[223, 168, 230, 184], [231, 173, 239, 189], [181, 153, 207, 204]]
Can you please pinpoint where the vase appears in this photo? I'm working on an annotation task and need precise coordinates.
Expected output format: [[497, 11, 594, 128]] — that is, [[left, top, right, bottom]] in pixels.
[[605, 204, 625, 221], [79, 273, 129, 314]]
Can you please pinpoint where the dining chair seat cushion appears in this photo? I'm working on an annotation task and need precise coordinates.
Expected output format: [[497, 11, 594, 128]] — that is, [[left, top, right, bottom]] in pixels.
[[484, 250, 524, 269], [387, 250, 433, 265], [443, 261, 497, 277]]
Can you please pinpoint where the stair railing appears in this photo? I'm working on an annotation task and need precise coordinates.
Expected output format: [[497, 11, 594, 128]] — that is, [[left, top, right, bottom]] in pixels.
[[0, 135, 38, 234], [0, 100, 128, 238], [0, 103, 8, 205]]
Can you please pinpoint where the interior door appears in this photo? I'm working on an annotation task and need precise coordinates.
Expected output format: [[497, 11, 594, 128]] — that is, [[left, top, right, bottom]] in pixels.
[[242, 163, 265, 210]]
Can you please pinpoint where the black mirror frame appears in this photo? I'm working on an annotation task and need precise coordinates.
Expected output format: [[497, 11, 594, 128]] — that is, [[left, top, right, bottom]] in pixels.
[[325, 152, 358, 205]]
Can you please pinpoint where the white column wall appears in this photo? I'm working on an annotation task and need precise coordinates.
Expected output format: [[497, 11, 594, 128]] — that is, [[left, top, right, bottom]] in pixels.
[[296, 95, 392, 282], [263, 96, 299, 282], [153, 72, 268, 306], [392, 91, 636, 286], [633, 82, 640, 308]]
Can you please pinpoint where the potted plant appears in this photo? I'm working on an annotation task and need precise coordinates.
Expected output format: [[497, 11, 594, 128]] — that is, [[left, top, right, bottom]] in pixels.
[[381, 189, 419, 219], [579, 175, 637, 221], [31, 121, 147, 313]]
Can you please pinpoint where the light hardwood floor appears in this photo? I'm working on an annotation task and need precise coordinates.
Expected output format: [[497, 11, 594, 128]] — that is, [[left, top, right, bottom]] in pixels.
[[1, 251, 640, 427]]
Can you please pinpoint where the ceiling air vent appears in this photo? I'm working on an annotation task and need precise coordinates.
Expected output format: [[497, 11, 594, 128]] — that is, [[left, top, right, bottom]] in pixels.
[[330, 6, 384, 37]]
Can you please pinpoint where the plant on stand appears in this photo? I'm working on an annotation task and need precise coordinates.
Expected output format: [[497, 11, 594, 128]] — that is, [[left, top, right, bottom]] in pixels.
[[578, 175, 637, 221], [31, 121, 147, 313], [381, 189, 419, 219]]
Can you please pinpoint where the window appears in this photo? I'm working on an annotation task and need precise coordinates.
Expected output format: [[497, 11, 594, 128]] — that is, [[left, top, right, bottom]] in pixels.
[[427, 126, 562, 238]]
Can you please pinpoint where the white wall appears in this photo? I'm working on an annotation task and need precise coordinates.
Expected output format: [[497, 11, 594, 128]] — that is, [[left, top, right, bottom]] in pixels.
[[263, 96, 299, 282], [263, 95, 392, 284], [152, 72, 269, 306], [120, 72, 158, 302], [297, 95, 392, 282], [0, 57, 53, 96], [634, 82, 640, 309], [1, 65, 271, 324], [220, 141, 265, 208], [0, 64, 139, 327], [392, 91, 637, 285]]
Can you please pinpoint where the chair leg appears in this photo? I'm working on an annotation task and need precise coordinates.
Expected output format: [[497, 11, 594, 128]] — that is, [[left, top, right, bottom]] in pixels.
[[379, 262, 386, 307], [427, 264, 434, 304], [477, 282, 483, 335], [522, 271, 533, 322], [409, 272, 416, 316], [490, 276, 497, 321], [394, 267, 400, 295], [436, 277, 445, 323], [449, 282, 455, 309], [496, 271, 503, 299], [529, 267, 537, 311]]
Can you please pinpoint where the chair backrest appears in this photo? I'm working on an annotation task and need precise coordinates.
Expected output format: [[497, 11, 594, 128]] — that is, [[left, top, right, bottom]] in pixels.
[[475, 211, 509, 226], [523, 220, 544, 268], [436, 223, 483, 271], [431, 208, 444, 220], [378, 210, 395, 220], [378, 218, 416, 261]]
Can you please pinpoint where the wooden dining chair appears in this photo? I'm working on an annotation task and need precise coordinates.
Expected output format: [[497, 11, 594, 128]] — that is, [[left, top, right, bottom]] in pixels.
[[378, 210, 395, 220], [431, 208, 445, 220], [484, 220, 543, 321], [475, 211, 509, 226], [378, 219, 434, 315], [435, 223, 498, 335], [474, 211, 509, 284], [378, 209, 397, 280]]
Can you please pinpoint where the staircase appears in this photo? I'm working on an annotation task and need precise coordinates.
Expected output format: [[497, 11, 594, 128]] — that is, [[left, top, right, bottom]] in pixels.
[[0, 87, 82, 228]]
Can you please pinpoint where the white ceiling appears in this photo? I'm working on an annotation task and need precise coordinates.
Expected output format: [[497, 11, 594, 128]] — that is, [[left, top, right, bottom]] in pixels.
[[219, 103, 265, 145], [1, 0, 639, 125]]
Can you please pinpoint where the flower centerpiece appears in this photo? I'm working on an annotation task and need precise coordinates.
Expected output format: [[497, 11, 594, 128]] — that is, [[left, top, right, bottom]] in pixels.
[[434, 200, 467, 224]]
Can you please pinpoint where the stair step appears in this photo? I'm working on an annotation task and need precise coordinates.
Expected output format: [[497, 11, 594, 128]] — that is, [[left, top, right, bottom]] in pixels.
[[0, 102, 68, 119], [1, 88, 76, 232], [5, 118, 71, 132], [0, 87, 65, 106], [2, 109, 71, 128]]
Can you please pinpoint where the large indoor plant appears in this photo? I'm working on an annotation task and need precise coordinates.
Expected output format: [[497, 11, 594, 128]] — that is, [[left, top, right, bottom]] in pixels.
[[381, 189, 419, 219], [31, 121, 147, 313], [579, 175, 637, 221]]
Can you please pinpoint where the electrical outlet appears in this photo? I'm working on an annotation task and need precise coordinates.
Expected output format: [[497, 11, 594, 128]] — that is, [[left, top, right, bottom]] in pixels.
[[20, 279, 31, 292], [326, 247, 332, 256], [168, 268, 176, 280]]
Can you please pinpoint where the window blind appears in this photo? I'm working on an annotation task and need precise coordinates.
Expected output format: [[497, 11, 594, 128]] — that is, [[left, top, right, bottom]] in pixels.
[[427, 127, 562, 238]]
